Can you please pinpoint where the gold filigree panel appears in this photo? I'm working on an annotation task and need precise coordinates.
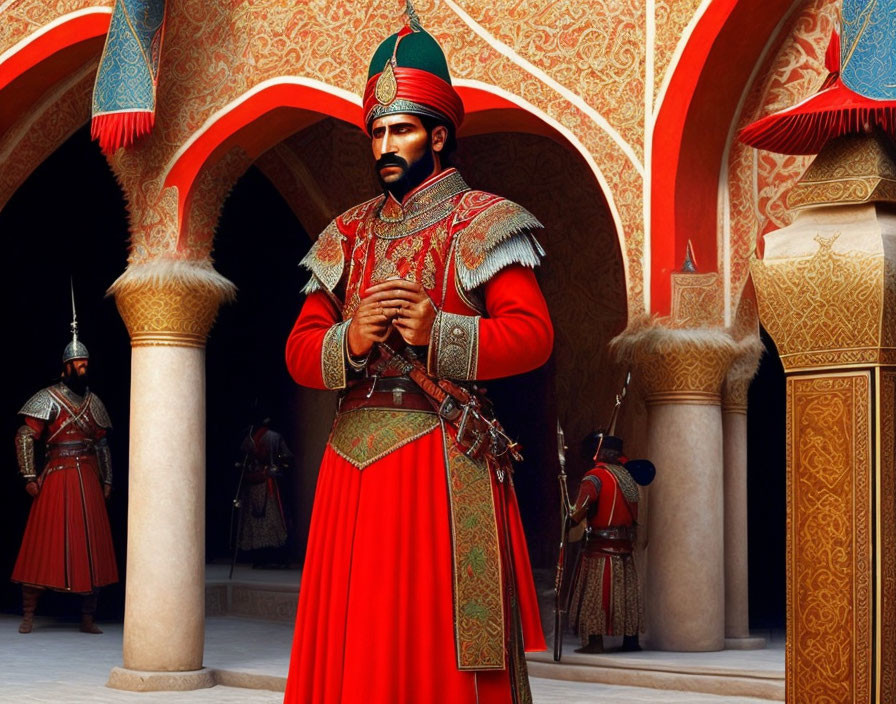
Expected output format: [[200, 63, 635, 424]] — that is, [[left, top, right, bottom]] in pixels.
[[752, 238, 893, 372], [880, 370, 896, 702], [788, 373, 872, 703], [786, 134, 896, 210], [670, 271, 723, 328]]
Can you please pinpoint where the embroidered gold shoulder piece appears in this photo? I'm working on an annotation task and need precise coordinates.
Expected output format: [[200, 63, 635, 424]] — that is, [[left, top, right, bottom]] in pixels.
[[301, 197, 382, 294], [453, 194, 545, 291], [606, 463, 640, 504], [301, 220, 345, 295]]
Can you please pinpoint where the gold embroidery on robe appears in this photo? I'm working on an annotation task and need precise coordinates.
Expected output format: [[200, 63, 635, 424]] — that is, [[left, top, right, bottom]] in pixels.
[[330, 409, 439, 469]]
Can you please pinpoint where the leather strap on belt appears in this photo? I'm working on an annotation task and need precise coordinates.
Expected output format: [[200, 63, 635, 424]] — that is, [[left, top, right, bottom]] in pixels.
[[584, 526, 635, 555], [339, 377, 434, 414]]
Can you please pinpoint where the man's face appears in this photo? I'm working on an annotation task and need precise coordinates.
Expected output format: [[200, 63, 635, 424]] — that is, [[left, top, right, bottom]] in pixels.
[[370, 114, 433, 184], [66, 359, 89, 377]]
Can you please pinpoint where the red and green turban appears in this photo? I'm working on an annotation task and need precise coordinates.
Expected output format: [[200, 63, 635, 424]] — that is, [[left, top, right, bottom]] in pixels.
[[362, 5, 464, 134]]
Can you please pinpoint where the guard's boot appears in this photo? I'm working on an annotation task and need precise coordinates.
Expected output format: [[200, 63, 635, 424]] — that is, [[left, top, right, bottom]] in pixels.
[[574, 635, 604, 654], [18, 586, 41, 634], [620, 634, 642, 652], [80, 591, 102, 634]]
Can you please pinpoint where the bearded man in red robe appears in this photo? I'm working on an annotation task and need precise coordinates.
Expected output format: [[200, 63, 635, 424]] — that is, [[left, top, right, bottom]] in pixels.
[[12, 318, 118, 634], [283, 4, 550, 703]]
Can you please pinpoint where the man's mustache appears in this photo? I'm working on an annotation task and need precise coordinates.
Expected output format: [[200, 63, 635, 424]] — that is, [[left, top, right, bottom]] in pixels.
[[376, 154, 409, 171]]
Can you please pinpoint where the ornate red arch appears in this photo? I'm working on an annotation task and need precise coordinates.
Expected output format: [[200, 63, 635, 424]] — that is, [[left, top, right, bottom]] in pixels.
[[0, 9, 111, 137], [164, 80, 610, 249], [650, 0, 794, 315]]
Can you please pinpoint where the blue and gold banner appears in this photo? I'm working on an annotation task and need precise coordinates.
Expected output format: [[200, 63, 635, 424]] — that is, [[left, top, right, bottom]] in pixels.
[[91, 0, 166, 154], [841, 0, 896, 100]]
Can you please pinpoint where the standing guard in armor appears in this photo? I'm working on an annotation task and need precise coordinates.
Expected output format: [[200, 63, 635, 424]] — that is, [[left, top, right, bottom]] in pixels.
[[11, 291, 118, 634], [283, 3, 550, 702], [567, 432, 654, 653], [234, 418, 294, 567]]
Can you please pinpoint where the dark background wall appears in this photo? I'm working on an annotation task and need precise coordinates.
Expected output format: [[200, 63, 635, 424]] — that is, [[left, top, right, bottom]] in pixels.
[[746, 329, 787, 630], [0, 126, 130, 619]]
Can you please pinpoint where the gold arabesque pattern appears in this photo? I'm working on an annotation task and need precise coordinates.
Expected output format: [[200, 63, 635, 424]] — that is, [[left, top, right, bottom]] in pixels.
[[786, 133, 896, 211], [788, 373, 872, 703], [612, 321, 738, 404], [751, 237, 893, 372], [113, 276, 227, 347]]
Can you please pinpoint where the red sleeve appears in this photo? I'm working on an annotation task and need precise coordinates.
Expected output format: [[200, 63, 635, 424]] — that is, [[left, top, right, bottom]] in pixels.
[[475, 265, 553, 380], [574, 469, 602, 509], [285, 291, 342, 389], [24, 417, 45, 435]]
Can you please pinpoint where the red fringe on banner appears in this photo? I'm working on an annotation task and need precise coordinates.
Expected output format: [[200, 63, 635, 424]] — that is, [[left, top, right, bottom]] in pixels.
[[90, 111, 155, 155]]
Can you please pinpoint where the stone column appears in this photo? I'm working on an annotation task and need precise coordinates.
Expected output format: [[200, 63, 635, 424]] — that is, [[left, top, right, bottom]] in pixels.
[[751, 133, 896, 703], [106, 263, 233, 692], [721, 338, 764, 648], [613, 322, 737, 651]]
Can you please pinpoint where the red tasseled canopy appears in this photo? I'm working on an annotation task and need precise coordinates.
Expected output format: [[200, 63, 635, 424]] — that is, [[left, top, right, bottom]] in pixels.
[[738, 31, 896, 155]]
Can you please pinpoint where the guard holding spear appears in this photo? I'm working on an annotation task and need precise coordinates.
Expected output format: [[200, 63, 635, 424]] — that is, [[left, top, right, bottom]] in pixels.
[[554, 373, 655, 657]]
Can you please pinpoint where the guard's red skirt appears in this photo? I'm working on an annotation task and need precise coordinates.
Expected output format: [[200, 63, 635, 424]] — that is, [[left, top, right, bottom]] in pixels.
[[12, 458, 118, 593], [284, 428, 545, 704]]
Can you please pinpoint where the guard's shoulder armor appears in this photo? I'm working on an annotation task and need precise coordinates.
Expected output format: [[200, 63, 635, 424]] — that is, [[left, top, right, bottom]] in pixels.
[[18, 388, 60, 421], [452, 190, 545, 292], [88, 394, 113, 429], [300, 196, 383, 295], [604, 463, 641, 503]]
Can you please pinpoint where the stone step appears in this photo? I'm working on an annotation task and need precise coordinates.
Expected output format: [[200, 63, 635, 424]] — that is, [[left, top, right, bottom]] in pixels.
[[205, 564, 300, 622], [527, 639, 784, 702]]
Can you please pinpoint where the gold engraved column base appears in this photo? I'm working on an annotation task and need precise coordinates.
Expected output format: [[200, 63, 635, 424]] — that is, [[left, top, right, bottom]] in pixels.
[[110, 261, 235, 348], [611, 318, 738, 403]]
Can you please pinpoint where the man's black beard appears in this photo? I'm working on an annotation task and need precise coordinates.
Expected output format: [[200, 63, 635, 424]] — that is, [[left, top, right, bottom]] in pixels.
[[63, 371, 89, 396], [376, 147, 436, 202]]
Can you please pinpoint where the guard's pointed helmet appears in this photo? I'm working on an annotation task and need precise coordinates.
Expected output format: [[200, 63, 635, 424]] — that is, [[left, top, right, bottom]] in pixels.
[[63, 281, 89, 363], [362, 0, 464, 133]]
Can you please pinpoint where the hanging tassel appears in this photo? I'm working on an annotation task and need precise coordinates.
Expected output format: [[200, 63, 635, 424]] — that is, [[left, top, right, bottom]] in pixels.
[[90, 112, 155, 155], [91, 0, 166, 154]]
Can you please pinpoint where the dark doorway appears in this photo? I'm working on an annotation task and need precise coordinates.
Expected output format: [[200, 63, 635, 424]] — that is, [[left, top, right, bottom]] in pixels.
[[746, 326, 787, 630], [205, 165, 313, 567], [0, 125, 131, 620]]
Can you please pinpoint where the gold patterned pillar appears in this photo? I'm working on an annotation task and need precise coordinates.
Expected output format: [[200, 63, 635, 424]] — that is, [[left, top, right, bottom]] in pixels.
[[613, 321, 737, 651], [750, 133, 896, 703], [105, 261, 234, 691], [721, 337, 763, 645]]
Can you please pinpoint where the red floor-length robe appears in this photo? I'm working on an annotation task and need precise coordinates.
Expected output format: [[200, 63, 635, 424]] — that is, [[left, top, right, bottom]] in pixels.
[[12, 385, 118, 593], [284, 169, 550, 704]]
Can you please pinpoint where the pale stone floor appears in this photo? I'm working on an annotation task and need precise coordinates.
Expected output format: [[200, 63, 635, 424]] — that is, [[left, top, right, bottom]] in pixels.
[[0, 615, 779, 704]]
